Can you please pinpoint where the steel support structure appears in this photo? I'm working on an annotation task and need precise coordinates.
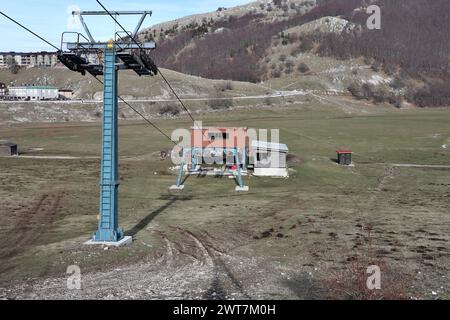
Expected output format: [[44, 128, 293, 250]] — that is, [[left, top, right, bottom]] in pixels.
[[58, 10, 157, 244], [177, 147, 248, 191], [94, 47, 123, 242], [234, 149, 244, 189]]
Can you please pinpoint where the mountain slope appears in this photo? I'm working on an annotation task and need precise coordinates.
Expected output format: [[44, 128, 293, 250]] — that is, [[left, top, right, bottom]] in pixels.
[[139, 0, 450, 107], [0, 67, 269, 100]]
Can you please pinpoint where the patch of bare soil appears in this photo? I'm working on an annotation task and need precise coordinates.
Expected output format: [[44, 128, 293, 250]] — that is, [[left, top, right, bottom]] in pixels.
[[287, 154, 304, 165], [0, 192, 65, 269], [0, 226, 262, 299]]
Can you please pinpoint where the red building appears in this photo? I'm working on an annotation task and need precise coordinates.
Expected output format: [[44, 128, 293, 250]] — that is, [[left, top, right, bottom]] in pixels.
[[191, 127, 248, 149]]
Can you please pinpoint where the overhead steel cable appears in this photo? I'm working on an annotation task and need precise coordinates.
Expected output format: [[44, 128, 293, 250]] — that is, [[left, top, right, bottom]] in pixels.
[[119, 97, 177, 144], [0, 11, 60, 51], [157, 70, 197, 124], [96, 0, 198, 125], [96, 0, 138, 44], [0, 10, 176, 145], [91, 76, 176, 144]]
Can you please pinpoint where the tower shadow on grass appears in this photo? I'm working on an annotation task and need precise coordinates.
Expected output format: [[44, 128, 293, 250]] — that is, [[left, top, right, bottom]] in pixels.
[[125, 194, 193, 237]]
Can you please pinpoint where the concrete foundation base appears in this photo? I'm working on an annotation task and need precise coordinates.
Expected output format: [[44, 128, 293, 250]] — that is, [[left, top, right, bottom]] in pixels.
[[169, 185, 185, 192], [85, 236, 133, 247], [235, 186, 249, 192]]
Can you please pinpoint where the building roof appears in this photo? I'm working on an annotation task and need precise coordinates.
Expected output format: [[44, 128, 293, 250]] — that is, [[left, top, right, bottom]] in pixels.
[[0, 51, 57, 56], [0, 141, 17, 147], [336, 150, 353, 154], [191, 127, 247, 130], [9, 86, 58, 90], [251, 140, 289, 152]]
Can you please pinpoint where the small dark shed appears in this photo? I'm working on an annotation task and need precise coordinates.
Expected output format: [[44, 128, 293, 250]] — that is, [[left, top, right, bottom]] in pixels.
[[337, 150, 352, 165], [0, 141, 18, 156]]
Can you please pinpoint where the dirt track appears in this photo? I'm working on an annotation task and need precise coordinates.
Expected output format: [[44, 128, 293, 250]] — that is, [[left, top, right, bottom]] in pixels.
[[0, 224, 322, 300], [0, 192, 64, 263]]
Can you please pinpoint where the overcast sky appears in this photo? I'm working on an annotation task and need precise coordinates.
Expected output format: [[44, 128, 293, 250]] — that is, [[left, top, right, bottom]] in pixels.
[[0, 0, 250, 52]]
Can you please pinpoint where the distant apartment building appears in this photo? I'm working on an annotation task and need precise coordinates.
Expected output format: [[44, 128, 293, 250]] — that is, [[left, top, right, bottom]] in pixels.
[[8, 86, 59, 100], [0, 52, 58, 68]]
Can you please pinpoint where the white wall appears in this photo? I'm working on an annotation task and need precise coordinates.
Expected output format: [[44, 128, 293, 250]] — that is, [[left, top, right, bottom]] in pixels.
[[253, 168, 289, 178], [8, 87, 59, 100]]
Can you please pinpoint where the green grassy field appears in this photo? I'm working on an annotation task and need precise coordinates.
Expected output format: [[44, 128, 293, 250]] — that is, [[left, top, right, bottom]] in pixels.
[[0, 99, 449, 299]]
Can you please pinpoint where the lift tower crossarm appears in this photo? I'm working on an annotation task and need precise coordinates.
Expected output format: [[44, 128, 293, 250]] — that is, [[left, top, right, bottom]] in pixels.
[[74, 12, 95, 43], [73, 11, 152, 16], [65, 42, 155, 51], [73, 11, 152, 44]]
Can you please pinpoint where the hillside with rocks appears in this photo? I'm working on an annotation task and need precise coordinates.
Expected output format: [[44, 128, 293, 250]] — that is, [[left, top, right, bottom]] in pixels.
[[139, 0, 450, 108], [2, 0, 449, 109]]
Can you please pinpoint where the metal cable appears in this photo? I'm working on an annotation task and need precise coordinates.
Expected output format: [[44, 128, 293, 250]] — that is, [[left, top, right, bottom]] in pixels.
[[0, 11, 60, 51], [92, 77, 176, 144], [96, 0, 198, 125], [0, 10, 176, 145]]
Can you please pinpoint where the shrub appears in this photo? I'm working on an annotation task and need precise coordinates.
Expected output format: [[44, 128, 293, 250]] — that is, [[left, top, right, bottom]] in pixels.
[[371, 86, 390, 104], [272, 0, 282, 8], [407, 80, 450, 107], [10, 65, 20, 74], [383, 63, 397, 76], [297, 62, 310, 73], [285, 60, 295, 68], [348, 82, 402, 107], [291, 46, 302, 56], [388, 96, 402, 108], [324, 227, 411, 300], [364, 57, 373, 66], [348, 82, 371, 100], [390, 77, 405, 90], [264, 97, 274, 106], [209, 97, 233, 110], [216, 81, 234, 92], [371, 62, 381, 72], [158, 104, 180, 116], [298, 37, 314, 52]]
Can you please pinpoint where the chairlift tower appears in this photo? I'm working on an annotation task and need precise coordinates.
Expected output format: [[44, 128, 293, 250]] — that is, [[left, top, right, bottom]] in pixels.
[[58, 10, 157, 244]]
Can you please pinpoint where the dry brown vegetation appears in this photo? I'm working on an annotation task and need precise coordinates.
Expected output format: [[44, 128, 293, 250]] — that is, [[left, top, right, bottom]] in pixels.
[[144, 0, 450, 107]]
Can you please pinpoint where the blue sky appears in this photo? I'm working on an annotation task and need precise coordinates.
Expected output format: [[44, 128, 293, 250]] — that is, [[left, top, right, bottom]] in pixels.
[[0, 0, 250, 52]]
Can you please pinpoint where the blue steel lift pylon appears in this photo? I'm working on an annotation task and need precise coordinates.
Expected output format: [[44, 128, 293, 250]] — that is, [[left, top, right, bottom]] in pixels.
[[96, 46, 122, 242], [58, 11, 157, 245]]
